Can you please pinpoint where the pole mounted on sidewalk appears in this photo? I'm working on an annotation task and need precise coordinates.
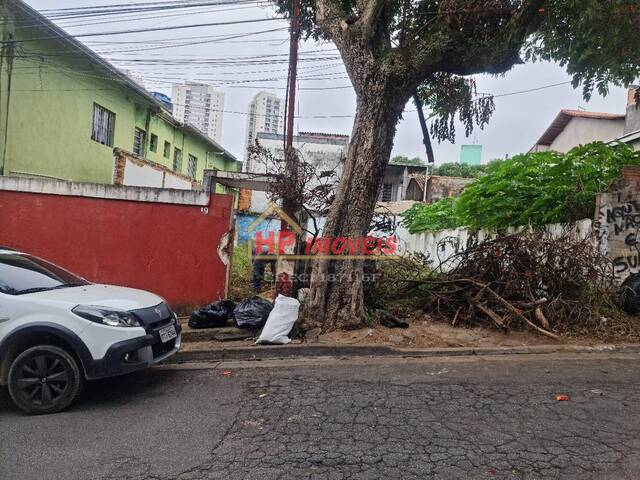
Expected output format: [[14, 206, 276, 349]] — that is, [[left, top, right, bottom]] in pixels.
[[284, 0, 301, 156], [277, 0, 302, 297], [283, 0, 302, 212]]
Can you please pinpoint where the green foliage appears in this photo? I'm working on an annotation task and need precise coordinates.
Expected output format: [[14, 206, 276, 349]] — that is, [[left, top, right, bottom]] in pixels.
[[229, 246, 254, 301], [433, 162, 490, 178], [404, 143, 640, 233], [526, 1, 640, 100], [403, 196, 461, 234], [271, 1, 640, 146], [390, 155, 425, 166], [418, 74, 495, 143]]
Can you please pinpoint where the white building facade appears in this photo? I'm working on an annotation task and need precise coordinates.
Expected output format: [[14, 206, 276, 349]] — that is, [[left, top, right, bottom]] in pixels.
[[245, 91, 284, 169], [248, 131, 349, 213], [172, 83, 224, 143], [530, 109, 625, 153]]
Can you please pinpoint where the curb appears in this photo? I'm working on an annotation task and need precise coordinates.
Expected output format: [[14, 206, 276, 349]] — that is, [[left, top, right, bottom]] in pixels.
[[166, 343, 640, 364]]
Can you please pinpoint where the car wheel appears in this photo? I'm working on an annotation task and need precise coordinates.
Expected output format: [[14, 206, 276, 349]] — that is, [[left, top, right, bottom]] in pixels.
[[8, 345, 84, 415]]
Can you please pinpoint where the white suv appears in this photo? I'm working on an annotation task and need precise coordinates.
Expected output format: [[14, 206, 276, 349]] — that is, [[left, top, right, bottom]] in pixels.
[[0, 248, 181, 414]]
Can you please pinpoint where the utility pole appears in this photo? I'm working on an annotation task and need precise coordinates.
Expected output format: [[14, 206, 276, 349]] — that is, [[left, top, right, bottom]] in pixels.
[[284, 0, 301, 157], [277, 0, 302, 297], [282, 0, 301, 226]]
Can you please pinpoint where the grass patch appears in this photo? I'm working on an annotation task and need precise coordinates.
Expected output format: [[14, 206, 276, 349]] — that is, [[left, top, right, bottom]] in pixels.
[[229, 245, 254, 301]]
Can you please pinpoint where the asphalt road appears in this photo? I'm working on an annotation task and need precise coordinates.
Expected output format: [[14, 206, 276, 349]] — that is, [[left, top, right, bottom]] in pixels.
[[1, 353, 640, 480]]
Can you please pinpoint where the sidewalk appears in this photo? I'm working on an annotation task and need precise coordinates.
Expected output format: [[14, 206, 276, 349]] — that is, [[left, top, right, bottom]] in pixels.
[[170, 343, 640, 364], [175, 318, 640, 363]]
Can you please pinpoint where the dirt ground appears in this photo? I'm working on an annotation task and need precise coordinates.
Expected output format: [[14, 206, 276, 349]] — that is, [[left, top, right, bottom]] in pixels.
[[316, 318, 573, 349], [179, 315, 611, 351]]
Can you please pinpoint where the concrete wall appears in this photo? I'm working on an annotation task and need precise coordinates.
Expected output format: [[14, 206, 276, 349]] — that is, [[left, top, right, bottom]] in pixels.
[[396, 220, 594, 272], [397, 166, 640, 282], [549, 118, 625, 153], [625, 89, 640, 135], [0, 177, 234, 311], [426, 176, 474, 203], [123, 158, 165, 188], [164, 172, 194, 190], [114, 150, 196, 190], [625, 105, 640, 135], [594, 166, 640, 284]]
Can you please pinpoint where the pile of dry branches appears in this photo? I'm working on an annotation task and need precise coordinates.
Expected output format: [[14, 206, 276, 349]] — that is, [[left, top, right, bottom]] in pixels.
[[375, 229, 640, 340]]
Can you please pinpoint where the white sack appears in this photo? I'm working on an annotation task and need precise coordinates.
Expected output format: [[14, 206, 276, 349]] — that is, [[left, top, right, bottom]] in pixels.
[[255, 294, 300, 345]]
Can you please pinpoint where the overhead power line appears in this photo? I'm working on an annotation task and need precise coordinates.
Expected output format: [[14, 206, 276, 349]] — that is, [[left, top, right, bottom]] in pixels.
[[7, 16, 285, 43], [53, 4, 262, 29], [490, 81, 573, 99], [11, 1, 269, 28], [39, 1, 266, 19], [39, 0, 259, 14]]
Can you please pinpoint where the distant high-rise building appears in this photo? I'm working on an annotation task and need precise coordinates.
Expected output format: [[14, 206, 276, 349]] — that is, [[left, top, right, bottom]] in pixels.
[[245, 91, 284, 170], [172, 83, 224, 143]]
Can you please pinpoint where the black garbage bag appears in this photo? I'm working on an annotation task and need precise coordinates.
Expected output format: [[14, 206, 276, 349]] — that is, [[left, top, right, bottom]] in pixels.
[[233, 297, 273, 330], [189, 300, 236, 329], [622, 274, 640, 315]]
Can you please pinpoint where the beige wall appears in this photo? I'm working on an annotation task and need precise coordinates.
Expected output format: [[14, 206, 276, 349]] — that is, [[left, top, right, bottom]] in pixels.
[[549, 118, 625, 153]]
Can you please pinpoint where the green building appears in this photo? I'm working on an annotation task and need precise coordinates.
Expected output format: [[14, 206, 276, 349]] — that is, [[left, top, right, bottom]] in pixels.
[[0, 0, 238, 186]]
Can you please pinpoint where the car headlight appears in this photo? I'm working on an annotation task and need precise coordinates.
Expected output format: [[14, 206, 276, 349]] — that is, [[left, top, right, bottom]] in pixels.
[[72, 305, 141, 327]]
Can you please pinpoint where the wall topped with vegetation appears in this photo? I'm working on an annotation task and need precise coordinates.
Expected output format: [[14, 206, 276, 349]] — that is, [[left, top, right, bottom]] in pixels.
[[403, 143, 640, 234]]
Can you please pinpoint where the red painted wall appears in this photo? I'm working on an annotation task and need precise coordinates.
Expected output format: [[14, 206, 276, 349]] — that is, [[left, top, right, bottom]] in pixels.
[[0, 190, 233, 312]]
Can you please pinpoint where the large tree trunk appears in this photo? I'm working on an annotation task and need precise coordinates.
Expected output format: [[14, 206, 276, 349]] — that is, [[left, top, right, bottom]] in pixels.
[[301, 90, 406, 332]]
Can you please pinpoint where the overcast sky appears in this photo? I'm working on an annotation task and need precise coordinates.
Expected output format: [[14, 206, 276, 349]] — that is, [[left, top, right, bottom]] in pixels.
[[23, 0, 631, 164]]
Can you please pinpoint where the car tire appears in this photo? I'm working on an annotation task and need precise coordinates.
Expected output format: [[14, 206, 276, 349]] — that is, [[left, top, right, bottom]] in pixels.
[[8, 345, 85, 415]]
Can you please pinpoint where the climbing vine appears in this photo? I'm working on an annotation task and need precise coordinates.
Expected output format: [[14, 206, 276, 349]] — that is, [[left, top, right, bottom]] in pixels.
[[404, 143, 640, 233]]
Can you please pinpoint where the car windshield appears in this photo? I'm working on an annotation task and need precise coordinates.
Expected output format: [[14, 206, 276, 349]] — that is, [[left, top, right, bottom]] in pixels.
[[0, 253, 89, 295]]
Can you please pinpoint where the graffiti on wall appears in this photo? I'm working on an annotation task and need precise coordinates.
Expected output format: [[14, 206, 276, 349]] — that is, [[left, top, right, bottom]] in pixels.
[[595, 199, 640, 280]]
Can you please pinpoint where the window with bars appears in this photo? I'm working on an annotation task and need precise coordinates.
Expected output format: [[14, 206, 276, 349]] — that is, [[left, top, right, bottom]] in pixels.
[[149, 134, 158, 153], [381, 183, 393, 202], [187, 154, 198, 178], [133, 128, 146, 156], [173, 148, 183, 172], [91, 104, 115, 146]]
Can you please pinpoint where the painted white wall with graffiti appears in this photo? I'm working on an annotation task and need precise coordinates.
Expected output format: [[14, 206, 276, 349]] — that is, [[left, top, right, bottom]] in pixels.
[[594, 167, 640, 284]]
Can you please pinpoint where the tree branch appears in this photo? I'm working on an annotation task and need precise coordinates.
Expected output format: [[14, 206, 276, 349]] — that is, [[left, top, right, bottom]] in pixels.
[[359, 0, 386, 40], [316, 0, 352, 38], [399, 0, 548, 85]]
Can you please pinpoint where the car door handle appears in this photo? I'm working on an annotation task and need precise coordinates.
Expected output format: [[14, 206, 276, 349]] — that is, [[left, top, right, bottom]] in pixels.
[[0, 317, 9, 323]]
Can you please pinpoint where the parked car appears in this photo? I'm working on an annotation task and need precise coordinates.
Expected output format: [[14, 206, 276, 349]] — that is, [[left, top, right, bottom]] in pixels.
[[0, 248, 181, 414]]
